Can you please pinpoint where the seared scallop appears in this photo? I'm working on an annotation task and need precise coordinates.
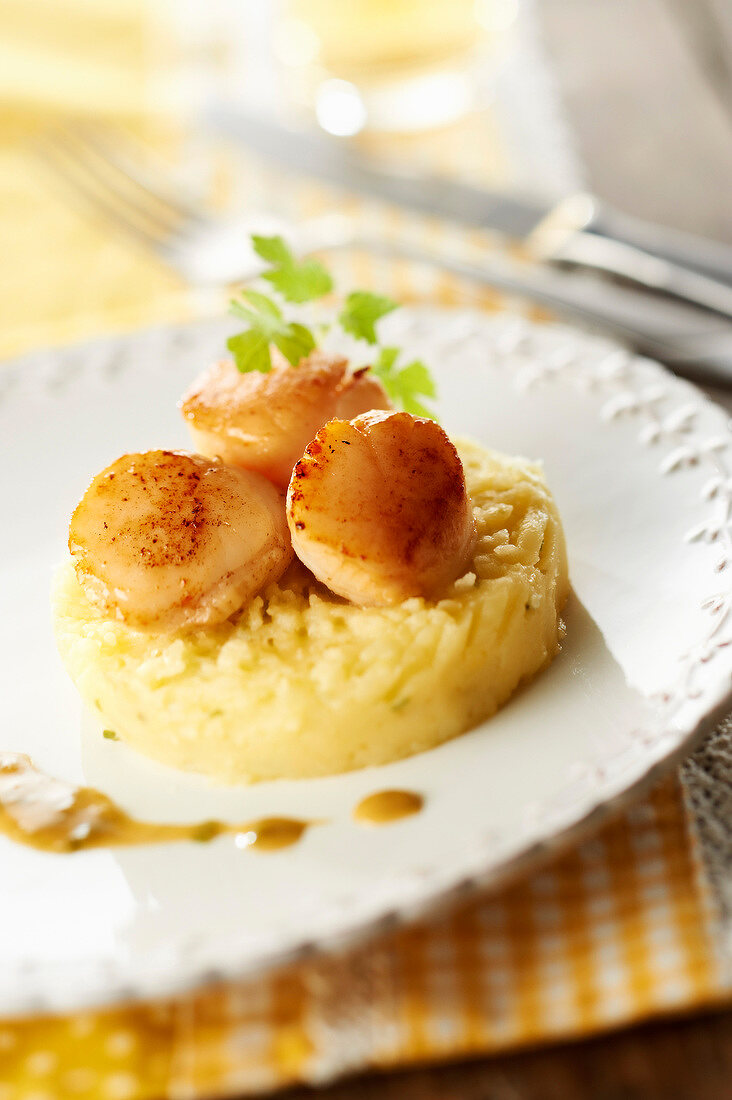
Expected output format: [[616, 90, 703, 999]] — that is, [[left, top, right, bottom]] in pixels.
[[69, 450, 292, 630], [287, 410, 477, 606], [179, 350, 391, 490]]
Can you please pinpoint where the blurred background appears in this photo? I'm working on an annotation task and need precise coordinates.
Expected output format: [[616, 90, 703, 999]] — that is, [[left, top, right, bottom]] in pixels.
[[2, 0, 730, 359], [3, 4, 732, 1097]]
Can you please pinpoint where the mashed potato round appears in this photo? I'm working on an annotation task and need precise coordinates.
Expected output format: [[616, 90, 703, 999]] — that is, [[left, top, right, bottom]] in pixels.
[[53, 440, 569, 782]]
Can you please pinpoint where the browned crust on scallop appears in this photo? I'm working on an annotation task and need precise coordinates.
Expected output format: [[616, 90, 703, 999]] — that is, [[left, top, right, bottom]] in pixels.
[[70, 451, 230, 571], [179, 351, 384, 435], [292, 414, 470, 566], [69, 450, 292, 629], [179, 352, 392, 490], [287, 411, 477, 603]]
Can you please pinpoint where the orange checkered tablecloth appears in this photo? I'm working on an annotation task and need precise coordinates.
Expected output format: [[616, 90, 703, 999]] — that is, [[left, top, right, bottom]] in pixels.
[[1, 3, 730, 1097]]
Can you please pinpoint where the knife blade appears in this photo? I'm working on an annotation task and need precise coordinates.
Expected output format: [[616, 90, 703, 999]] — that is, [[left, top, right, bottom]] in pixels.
[[210, 107, 549, 237], [210, 108, 732, 286]]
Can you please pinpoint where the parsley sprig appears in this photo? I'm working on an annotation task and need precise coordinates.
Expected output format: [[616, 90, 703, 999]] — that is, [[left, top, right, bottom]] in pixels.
[[252, 234, 333, 303], [339, 291, 398, 344], [227, 234, 438, 418], [227, 290, 315, 374], [371, 347, 437, 419]]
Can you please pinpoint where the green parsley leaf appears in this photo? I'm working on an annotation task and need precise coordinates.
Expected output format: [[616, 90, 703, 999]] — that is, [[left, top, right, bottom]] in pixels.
[[272, 321, 317, 366], [252, 234, 334, 303], [265, 261, 333, 304], [374, 345, 399, 372], [102, 729, 118, 741], [371, 346, 438, 419], [251, 234, 291, 266], [338, 291, 398, 345], [227, 289, 316, 373], [229, 288, 282, 326], [227, 329, 272, 374]]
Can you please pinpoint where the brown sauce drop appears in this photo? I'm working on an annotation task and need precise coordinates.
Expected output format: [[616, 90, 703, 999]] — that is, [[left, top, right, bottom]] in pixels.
[[234, 817, 311, 851], [353, 789, 424, 825], [0, 753, 313, 854]]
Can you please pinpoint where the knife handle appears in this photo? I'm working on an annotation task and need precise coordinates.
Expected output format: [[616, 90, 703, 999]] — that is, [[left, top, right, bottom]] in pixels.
[[534, 230, 732, 320], [371, 235, 732, 388], [573, 193, 732, 286]]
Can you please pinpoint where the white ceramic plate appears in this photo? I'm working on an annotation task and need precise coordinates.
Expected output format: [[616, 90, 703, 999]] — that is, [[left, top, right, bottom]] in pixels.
[[3, 307, 732, 1017]]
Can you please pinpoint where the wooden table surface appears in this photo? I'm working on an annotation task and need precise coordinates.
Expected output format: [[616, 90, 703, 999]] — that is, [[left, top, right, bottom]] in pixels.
[[268, 4, 732, 1097], [279, 1008, 732, 1099]]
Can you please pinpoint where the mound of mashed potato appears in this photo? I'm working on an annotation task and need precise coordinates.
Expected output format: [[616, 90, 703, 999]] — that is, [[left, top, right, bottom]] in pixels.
[[53, 440, 569, 782]]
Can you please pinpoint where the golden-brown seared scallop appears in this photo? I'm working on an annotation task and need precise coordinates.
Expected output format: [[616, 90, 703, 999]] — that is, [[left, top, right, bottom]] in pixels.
[[287, 410, 477, 607], [179, 350, 391, 490], [69, 450, 292, 631]]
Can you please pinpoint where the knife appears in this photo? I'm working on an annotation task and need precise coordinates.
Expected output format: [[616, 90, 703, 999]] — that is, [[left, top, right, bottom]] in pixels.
[[210, 108, 732, 288], [205, 108, 732, 386]]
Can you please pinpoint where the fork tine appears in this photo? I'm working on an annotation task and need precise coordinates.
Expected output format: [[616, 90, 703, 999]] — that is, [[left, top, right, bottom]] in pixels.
[[47, 128, 184, 237], [74, 121, 210, 227], [35, 136, 177, 258]]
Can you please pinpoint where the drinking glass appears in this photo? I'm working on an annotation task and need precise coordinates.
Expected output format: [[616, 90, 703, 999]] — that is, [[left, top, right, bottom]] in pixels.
[[275, 0, 519, 133]]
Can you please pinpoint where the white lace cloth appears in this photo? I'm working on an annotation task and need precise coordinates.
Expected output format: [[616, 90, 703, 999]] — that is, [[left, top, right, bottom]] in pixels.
[[676, 375, 732, 974], [684, 724, 732, 968]]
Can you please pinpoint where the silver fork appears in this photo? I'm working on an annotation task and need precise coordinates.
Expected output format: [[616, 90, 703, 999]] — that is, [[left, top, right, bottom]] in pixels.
[[36, 125, 350, 284], [36, 124, 732, 387]]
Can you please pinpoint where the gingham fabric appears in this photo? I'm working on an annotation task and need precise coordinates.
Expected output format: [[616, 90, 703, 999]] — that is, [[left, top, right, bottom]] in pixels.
[[0, 779, 728, 1099], [2, 4, 730, 1097]]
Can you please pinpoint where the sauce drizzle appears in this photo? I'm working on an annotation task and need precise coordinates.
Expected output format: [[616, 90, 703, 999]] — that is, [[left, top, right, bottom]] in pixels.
[[353, 789, 424, 825], [0, 753, 312, 854]]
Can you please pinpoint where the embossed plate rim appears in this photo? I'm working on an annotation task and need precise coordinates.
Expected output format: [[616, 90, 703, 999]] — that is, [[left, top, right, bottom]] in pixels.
[[1, 306, 731, 1016]]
